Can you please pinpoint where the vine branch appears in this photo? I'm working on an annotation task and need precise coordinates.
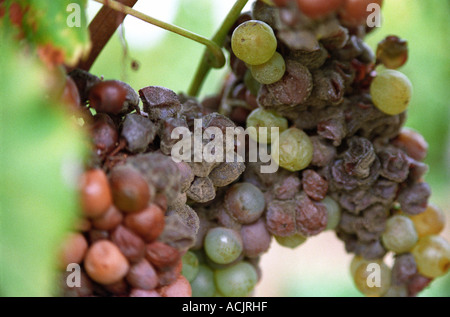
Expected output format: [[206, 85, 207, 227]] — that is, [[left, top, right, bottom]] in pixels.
[[188, 0, 249, 97], [91, 0, 225, 68], [77, 0, 138, 71]]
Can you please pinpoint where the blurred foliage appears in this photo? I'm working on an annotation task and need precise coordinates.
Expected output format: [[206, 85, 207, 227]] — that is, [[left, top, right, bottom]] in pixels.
[[0, 3, 88, 296], [1, 0, 90, 65]]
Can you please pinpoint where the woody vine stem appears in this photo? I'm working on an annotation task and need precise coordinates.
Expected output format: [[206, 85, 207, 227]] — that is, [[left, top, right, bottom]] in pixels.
[[92, 0, 249, 96]]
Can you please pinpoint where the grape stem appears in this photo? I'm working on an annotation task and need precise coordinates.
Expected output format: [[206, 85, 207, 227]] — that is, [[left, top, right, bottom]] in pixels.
[[76, 0, 138, 71], [92, 0, 225, 68], [188, 0, 249, 97]]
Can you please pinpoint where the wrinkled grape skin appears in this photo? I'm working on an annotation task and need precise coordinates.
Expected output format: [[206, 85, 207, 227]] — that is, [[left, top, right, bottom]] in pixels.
[[126, 259, 158, 290], [231, 20, 277, 66], [266, 200, 297, 237], [302, 169, 328, 201], [376, 35, 408, 70], [295, 192, 328, 236], [111, 225, 146, 263]]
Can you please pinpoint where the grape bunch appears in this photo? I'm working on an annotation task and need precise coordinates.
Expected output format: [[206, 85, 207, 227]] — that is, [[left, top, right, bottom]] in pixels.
[[204, 0, 448, 297], [57, 0, 449, 297], [58, 65, 251, 296]]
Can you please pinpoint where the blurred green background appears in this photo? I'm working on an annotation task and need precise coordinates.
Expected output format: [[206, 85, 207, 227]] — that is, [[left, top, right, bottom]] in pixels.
[[87, 0, 450, 296]]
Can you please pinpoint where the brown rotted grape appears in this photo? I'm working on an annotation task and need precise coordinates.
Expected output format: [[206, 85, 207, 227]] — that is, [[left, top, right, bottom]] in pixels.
[[109, 164, 152, 213], [79, 169, 112, 218], [84, 240, 130, 285]]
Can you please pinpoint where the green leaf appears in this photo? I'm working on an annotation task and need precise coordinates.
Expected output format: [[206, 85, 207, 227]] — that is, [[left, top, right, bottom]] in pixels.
[[2, 0, 91, 66], [0, 31, 87, 296]]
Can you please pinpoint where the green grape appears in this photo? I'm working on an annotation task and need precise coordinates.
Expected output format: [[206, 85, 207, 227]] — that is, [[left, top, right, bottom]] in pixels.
[[231, 20, 277, 66], [271, 127, 313, 172], [249, 52, 286, 85], [204, 227, 243, 265], [244, 70, 261, 96], [214, 262, 258, 297], [274, 234, 307, 249], [181, 251, 199, 282], [191, 265, 216, 297], [352, 259, 391, 297], [381, 215, 418, 253], [246, 108, 288, 144], [411, 235, 450, 278], [321, 196, 341, 230], [370, 69, 412, 115]]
